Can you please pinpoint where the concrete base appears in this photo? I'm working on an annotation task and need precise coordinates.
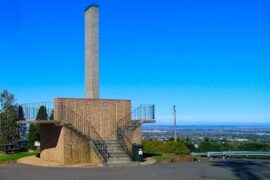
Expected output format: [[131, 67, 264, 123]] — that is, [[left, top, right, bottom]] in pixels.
[[17, 156, 102, 168], [17, 156, 156, 168], [139, 157, 156, 166]]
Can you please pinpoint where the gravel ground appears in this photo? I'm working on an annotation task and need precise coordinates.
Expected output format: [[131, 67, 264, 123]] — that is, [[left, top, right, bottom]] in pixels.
[[0, 159, 270, 180]]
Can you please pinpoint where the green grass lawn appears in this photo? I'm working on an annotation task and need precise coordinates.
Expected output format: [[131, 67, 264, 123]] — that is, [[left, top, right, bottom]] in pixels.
[[145, 152, 180, 161], [152, 153, 177, 161], [0, 152, 37, 163]]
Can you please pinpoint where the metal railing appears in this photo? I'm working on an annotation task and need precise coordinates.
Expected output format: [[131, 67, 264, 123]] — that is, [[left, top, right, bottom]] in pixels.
[[18, 102, 54, 140], [59, 104, 110, 163], [116, 104, 155, 157], [19, 102, 54, 120], [192, 151, 270, 159], [132, 104, 155, 121], [116, 129, 132, 157], [116, 112, 133, 157], [117, 104, 155, 130]]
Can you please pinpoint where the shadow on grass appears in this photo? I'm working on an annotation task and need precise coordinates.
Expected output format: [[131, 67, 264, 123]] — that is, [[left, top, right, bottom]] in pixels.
[[144, 152, 161, 158]]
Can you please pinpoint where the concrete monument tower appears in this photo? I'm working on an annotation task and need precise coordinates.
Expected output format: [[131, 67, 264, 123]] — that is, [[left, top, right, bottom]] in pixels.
[[29, 4, 154, 166], [85, 5, 99, 99]]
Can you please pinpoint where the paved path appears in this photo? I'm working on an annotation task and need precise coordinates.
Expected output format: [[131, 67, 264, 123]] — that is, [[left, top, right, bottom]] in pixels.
[[17, 156, 156, 168], [1, 159, 270, 180], [17, 156, 98, 168]]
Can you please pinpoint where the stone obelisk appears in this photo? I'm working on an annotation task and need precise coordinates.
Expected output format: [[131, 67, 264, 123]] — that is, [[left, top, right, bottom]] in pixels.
[[85, 5, 99, 99]]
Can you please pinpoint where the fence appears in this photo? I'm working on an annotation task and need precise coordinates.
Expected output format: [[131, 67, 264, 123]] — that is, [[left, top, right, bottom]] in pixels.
[[132, 104, 155, 121], [192, 151, 270, 159], [19, 102, 54, 120]]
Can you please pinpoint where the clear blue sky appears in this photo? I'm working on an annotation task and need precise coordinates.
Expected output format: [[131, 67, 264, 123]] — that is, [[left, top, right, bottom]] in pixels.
[[0, 0, 270, 125]]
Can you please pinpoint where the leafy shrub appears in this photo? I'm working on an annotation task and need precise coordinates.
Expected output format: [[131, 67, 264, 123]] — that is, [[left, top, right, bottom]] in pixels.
[[142, 139, 190, 155], [237, 142, 270, 151]]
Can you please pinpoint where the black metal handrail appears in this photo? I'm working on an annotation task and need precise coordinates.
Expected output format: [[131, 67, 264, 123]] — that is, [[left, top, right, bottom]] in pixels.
[[116, 128, 132, 157], [59, 104, 110, 163], [116, 110, 132, 157], [116, 104, 155, 157]]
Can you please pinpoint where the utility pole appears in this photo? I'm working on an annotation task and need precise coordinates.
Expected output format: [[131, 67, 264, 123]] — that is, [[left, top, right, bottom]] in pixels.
[[173, 105, 177, 142]]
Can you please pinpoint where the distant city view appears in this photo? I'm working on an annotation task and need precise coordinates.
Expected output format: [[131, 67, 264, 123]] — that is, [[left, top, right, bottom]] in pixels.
[[142, 125, 270, 143]]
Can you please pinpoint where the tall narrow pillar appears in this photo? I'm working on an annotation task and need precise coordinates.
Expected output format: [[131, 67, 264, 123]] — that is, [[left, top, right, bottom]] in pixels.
[[85, 5, 99, 99]]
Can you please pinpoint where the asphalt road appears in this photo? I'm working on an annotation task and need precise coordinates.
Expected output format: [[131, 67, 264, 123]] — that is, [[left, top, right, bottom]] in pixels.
[[1, 159, 270, 180]]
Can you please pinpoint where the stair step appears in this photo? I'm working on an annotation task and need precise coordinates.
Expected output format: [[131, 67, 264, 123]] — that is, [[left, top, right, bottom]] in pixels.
[[104, 141, 120, 143], [105, 139, 118, 142], [109, 156, 131, 160], [106, 145, 122, 148], [109, 153, 129, 157], [105, 141, 119, 144], [107, 161, 134, 164], [105, 144, 122, 147], [108, 150, 126, 153], [105, 138, 117, 141], [106, 146, 123, 149], [105, 138, 117, 140], [105, 144, 121, 147], [107, 160, 139, 167], [107, 150, 124, 153], [108, 156, 131, 161], [106, 146, 122, 149], [105, 140, 118, 142], [64, 123, 135, 166]]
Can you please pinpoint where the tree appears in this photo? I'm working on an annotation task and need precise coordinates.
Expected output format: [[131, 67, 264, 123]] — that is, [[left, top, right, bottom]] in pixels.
[[49, 109, 54, 120], [28, 123, 39, 149], [182, 139, 196, 152], [36, 106, 48, 120], [237, 141, 270, 151], [0, 90, 20, 144], [197, 138, 221, 152], [18, 106, 27, 140], [0, 90, 15, 111], [28, 106, 48, 149]]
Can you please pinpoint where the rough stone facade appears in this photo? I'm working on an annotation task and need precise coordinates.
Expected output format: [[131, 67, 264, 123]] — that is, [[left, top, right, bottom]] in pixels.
[[40, 98, 141, 165], [55, 98, 132, 139], [40, 124, 64, 163], [40, 125, 101, 164]]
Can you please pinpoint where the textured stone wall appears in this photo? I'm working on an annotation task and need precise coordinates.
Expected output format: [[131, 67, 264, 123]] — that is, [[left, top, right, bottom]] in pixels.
[[124, 126, 142, 154], [130, 126, 142, 144], [40, 124, 65, 163], [40, 98, 141, 165], [40, 125, 101, 165], [62, 127, 100, 164], [55, 98, 131, 139]]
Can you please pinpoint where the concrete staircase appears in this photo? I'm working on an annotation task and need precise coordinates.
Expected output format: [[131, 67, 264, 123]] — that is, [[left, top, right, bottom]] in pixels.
[[105, 135, 138, 167]]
